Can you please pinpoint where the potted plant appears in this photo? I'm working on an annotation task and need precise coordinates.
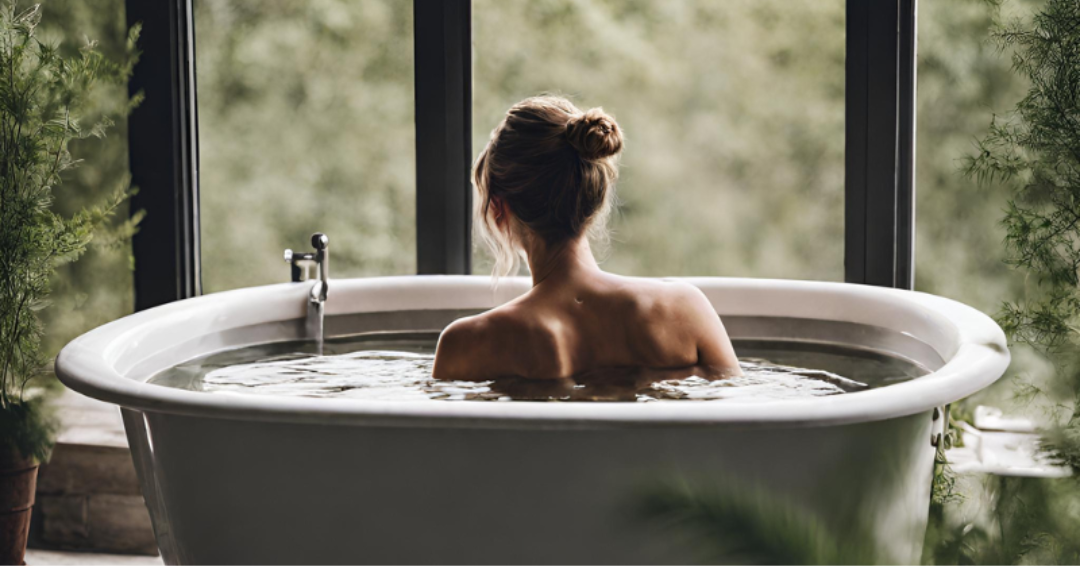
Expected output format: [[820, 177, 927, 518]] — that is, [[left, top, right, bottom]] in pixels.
[[0, 4, 137, 563]]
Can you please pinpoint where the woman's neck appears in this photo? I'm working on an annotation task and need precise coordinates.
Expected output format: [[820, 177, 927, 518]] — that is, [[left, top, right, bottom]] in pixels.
[[526, 237, 600, 287]]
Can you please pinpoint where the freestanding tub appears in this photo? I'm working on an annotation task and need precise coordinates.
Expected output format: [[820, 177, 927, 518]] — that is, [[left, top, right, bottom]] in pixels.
[[55, 276, 1009, 564]]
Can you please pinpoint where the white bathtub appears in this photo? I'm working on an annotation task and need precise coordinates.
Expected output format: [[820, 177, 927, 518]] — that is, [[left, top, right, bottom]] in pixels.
[[55, 276, 1009, 564]]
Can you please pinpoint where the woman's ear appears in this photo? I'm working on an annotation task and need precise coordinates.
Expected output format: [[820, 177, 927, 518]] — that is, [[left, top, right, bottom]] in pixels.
[[490, 196, 508, 228]]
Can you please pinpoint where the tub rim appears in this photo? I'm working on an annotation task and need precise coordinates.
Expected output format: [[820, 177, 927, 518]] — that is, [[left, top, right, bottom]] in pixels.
[[54, 275, 1010, 430]]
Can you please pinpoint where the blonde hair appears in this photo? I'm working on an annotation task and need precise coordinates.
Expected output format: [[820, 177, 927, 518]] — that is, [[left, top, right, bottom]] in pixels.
[[473, 96, 624, 277]]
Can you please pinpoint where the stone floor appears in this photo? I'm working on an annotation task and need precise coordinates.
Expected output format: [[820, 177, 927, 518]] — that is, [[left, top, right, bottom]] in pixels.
[[25, 549, 162, 565]]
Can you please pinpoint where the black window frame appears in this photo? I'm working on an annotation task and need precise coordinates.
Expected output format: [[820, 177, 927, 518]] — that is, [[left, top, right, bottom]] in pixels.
[[845, 0, 918, 289], [126, 0, 917, 310], [126, 0, 201, 311]]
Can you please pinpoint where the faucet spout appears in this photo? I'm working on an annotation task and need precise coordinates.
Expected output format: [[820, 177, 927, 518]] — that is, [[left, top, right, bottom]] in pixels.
[[284, 233, 329, 354], [311, 232, 329, 303]]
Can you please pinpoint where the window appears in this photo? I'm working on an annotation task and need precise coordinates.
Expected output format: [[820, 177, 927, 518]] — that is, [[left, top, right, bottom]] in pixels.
[[472, 0, 846, 279], [914, 0, 1028, 312], [195, 0, 416, 293], [40, 1, 135, 356], [130, 0, 917, 308]]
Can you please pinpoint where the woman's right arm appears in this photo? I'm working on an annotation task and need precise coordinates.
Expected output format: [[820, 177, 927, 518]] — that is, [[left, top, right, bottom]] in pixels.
[[678, 284, 743, 376]]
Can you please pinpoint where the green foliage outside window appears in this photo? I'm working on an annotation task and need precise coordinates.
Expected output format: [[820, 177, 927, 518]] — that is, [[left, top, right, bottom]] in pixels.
[[36, 0, 139, 359]]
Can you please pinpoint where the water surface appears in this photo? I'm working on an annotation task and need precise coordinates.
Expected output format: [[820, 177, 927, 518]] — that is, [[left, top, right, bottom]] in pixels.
[[148, 333, 928, 403]]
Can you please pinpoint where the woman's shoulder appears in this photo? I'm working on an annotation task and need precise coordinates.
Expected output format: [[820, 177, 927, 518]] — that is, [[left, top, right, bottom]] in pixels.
[[433, 304, 564, 380], [441, 302, 544, 339], [606, 275, 710, 315]]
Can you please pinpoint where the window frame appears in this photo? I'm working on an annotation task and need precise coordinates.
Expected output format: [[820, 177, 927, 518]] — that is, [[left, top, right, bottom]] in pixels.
[[845, 0, 918, 289], [126, 0, 917, 310], [415, 0, 473, 275], [126, 0, 201, 311]]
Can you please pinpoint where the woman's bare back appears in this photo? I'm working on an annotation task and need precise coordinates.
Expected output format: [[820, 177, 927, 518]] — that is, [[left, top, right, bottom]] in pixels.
[[448, 97, 741, 383], [432, 272, 740, 381]]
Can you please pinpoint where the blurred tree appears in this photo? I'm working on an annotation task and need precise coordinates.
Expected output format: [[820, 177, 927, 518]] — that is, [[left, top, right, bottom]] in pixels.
[[194, 0, 417, 292], [37, 0, 137, 358], [473, 0, 847, 279], [915, 0, 1031, 313]]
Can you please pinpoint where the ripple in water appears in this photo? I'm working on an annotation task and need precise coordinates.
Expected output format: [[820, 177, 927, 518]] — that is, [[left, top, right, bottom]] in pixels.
[[148, 334, 928, 402]]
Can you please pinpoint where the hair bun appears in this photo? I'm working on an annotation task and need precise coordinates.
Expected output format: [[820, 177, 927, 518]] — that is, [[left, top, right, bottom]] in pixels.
[[565, 108, 623, 161]]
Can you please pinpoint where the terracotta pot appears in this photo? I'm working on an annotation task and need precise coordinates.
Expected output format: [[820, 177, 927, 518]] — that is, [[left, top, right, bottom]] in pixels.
[[0, 446, 37, 566]]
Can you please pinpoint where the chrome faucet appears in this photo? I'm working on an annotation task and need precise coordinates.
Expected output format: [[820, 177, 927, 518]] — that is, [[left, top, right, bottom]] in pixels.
[[284, 233, 329, 354]]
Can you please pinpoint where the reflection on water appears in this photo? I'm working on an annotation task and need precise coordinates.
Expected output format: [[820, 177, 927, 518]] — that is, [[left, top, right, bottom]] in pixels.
[[148, 333, 929, 402]]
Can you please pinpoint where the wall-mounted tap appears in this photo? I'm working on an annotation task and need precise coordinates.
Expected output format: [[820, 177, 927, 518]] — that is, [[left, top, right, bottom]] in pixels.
[[284, 233, 329, 353]]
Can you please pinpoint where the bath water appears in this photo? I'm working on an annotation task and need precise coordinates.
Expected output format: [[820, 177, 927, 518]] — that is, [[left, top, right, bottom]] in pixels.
[[148, 333, 928, 403]]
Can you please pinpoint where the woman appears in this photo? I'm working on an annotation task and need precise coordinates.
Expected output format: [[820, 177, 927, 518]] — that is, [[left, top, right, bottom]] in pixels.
[[433, 96, 740, 382]]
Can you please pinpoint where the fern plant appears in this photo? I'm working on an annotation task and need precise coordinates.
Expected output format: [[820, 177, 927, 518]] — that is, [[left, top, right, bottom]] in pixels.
[[0, 3, 138, 462], [934, 0, 1080, 562], [637, 479, 880, 565], [966, 0, 1080, 474]]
